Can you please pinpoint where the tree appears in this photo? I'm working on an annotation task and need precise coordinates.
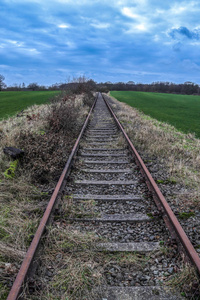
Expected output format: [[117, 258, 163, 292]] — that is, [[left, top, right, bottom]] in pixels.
[[0, 74, 6, 91], [27, 82, 39, 91]]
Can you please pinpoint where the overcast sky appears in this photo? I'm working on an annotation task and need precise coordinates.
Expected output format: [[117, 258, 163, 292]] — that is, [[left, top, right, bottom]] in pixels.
[[0, 0, 200, 86]]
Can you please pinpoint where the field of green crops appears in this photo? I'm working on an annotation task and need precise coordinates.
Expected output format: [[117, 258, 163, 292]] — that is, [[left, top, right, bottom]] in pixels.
[[110, 91, 200, 138], [0, 91, 60, 119]]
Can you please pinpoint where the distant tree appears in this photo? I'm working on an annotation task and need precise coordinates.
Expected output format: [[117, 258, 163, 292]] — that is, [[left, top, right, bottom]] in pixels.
[[27, 82, 39, 91], [0, 74, 6, 91], [127, 81, 135, 85]]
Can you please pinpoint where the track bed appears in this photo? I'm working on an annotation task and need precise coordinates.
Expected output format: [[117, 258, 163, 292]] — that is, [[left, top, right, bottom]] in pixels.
[[8, 93, 200, 299]]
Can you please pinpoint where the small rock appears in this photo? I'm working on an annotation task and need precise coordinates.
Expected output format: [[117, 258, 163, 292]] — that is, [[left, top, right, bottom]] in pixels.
[[168, 267, 174, 274], [3, 147, 24, 159], [153, 270, 159, 275]]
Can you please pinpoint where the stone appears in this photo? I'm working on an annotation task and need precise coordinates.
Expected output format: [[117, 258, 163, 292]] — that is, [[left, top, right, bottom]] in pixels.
[[3, 147, 24, 159]]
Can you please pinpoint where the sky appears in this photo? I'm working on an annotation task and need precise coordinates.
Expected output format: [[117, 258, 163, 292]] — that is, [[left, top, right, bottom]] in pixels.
[[0, 0, 200, 86]]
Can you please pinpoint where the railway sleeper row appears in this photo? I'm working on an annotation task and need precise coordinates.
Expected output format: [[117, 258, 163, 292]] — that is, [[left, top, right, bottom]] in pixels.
[[54, 94, 184, 299]]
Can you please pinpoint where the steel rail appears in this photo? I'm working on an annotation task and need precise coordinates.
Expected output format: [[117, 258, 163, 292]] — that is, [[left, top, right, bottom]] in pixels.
[[102, 93, 200, 275], [7, 94, 98, 300]]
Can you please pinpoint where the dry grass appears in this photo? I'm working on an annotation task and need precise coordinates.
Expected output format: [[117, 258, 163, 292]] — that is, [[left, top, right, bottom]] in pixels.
[[22, 225, 147, 300], [57, 197, 99, 219], [22, 227, 105, 300], [166, 264, 200, 299], [105, 93, 200, 209], [0, 92, 93, 299]]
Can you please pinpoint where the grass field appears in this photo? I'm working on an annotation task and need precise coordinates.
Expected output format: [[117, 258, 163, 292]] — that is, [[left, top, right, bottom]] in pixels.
[[0, 91, 60, 119], [110, 91, 200, 138]]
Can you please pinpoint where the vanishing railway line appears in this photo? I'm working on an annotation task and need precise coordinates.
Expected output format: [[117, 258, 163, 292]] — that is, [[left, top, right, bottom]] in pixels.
[[7, 93, 200, 299]]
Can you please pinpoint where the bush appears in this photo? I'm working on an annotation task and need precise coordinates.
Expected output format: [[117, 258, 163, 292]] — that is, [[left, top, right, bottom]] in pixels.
[[47, 97, 80, 134], [82, 91, 94, 107], [17, 95, 85, 183]]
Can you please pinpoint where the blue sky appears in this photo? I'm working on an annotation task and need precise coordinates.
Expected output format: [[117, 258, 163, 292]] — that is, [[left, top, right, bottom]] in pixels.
[[0, 0, 200, 86]]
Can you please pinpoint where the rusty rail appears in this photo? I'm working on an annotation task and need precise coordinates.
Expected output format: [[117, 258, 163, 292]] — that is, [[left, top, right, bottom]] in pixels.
[[7, 94, 98, 300], [102, 93, 200, 275]]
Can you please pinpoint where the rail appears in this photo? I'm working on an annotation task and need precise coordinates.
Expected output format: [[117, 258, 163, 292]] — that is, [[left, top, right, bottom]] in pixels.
[[102, 93, 200, 275], [7, 94, 98, 300]]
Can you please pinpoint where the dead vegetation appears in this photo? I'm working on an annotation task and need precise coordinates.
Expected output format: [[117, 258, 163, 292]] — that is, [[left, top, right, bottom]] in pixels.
[[0, 91, 94, 299], [166, 264, 200, 299], [56, 196, 99, 220], [17, 95, 88, 184], [21, 226, 105, 299], [22, 225, 150, 300]]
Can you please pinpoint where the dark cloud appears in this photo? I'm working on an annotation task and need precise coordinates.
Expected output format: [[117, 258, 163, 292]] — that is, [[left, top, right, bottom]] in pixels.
[[169, 26, 200, 40], [1, 1, 200, 85]]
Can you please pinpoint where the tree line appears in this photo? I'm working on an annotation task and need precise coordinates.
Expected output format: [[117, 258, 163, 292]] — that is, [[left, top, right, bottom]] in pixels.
[[1, 74, 200, 95]]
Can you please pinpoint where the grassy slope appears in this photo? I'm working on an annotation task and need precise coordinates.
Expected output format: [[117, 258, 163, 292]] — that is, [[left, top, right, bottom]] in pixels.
[[0, 91, 60, 119], [110, 91, 200, 138]]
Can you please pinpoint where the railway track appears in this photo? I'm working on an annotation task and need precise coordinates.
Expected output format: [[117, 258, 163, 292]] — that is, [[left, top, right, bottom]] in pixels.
[[7, 93, 200, 299]]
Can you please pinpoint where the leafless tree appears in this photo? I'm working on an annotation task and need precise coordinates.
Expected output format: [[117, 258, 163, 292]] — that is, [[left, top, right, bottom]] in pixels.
[[0, 74, 6, 91]]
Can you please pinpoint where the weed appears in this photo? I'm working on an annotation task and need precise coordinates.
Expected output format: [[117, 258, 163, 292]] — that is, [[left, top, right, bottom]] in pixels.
[[3, 160, 18, 179], [25, 227, 104, 299], [37, 130, 45, 135], [156, 179, 165, 184], [60, 197, 99, 220], [0, 283, 9, 300], [147, 212, 154, 219], [160, 246, 170, 255], [156, 178, 177, 184], [178, 212, 195, 219]]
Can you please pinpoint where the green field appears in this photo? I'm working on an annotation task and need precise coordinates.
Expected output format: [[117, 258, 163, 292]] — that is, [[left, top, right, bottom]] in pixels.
[[110, 91, 200, 138], [0, 91, 60, 119]]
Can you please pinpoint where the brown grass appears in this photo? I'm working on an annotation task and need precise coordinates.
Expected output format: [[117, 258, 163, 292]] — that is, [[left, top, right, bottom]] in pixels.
[[166, 264, 200, 299], [0, 92, 93, 299], [22, 225, 148, 300]]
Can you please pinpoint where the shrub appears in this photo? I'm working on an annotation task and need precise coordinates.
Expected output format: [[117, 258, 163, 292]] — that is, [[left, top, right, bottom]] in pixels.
[[3, 160, 18, 179], [17, 93, 90, 183]]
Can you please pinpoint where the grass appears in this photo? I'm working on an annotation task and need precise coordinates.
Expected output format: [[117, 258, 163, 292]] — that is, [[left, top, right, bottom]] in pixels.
[[178, 212, 195, 219], [166, 264, 200, 299], [0, 91, 60, 119], [0, 92, 92, 299], [110, 91, 200, 138], [23, 225, 149, 299]]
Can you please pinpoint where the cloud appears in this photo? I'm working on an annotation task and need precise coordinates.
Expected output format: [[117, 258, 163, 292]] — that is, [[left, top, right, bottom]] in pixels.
[[66, 41, 76, 49], [121, 7, 151, 32], [58, 24, 71, 28], [169, 26, 200, 40], [90, 22, 110, 29], [170, 1, 200, 15], [121, 7, 142, 20], [1, 0, 200, 85]]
